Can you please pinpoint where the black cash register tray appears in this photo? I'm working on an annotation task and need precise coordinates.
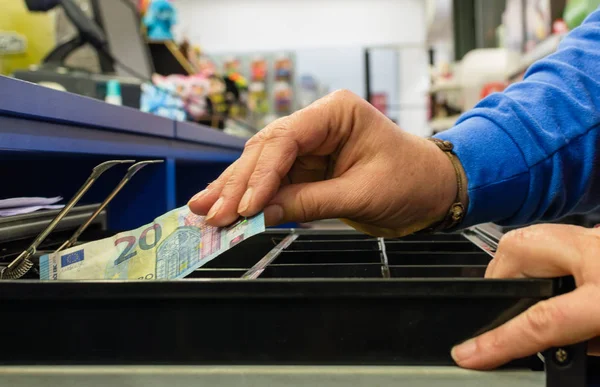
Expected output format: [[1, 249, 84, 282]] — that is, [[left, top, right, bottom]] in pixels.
[[0, 227, 567, 371]]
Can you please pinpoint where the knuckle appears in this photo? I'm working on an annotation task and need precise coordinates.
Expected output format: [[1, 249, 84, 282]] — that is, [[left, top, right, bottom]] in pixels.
[[331, 88, 357, 100], [245, 130, 266, 149], [267, 121, 292, 140], [330, 89, 363, 109], [297, 191, 319, 222], [498, 227, 531, 255], [221, 174, 244, 196], [249, 168, 281, 187], [502, 228, 528, 246], [245, 118, 294, 150], [524, 300, 563, 345], [494, 230, 521, 266]]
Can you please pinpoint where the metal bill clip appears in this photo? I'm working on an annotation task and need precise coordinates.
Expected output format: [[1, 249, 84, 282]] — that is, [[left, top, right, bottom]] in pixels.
[[54, 160, 163, 253], [1, 160, 134, 279]]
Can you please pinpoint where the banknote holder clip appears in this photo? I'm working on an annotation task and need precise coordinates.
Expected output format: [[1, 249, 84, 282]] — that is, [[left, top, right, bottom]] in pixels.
[[54, 160, 163, 254], [1, 160, 139, 279]]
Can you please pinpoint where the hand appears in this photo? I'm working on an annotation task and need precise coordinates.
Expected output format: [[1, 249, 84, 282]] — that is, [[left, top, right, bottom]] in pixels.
[[451, 223, 600, 369], [188, 90, 461, 237]]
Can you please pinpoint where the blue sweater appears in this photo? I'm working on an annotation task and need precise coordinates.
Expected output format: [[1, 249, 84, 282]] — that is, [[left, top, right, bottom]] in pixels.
[[435, 8, 600, 228]]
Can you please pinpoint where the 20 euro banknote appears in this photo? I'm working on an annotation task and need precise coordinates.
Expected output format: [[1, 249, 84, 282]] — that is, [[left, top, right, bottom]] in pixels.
[[39, 206, 265, 280]]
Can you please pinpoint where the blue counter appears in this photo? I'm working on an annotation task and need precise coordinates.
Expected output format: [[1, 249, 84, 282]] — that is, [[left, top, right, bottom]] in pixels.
[[0, 76, 246, 230]]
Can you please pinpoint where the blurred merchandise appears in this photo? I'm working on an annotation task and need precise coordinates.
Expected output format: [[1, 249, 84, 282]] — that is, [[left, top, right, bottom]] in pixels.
[[503, 0, 526, 52], [248, 57, 269, 118], [198, 56, 217, 76], [251, 57, 267, 82], [143, 0, 176, 41], [138, 0, 152, 14], [273, 55, 293, 114], [274, 56, 293, 81], [274, 81, 293, 114], [480, 81, 507, 99], [428, 60, 463, 127], [370, 93, 388, 115], [183, 75, 210, 120], [140, 74, 186, 121], [428, 48, 517, 133], [226, 72, 249, 119], [525, 0, 552, 51], [0, 0, 55, 76], [207, 52, 296, 125], [0, 32, 27, 56], [563, 0, 600, 29], [223, 57, 241, 75], [458, 48, 518, 111], [104, 79, 122, 105], [552, 18, 569, 33], [186, 44, 203, 72], [207, 75, 228, 127], [248, 82, 269, 115]]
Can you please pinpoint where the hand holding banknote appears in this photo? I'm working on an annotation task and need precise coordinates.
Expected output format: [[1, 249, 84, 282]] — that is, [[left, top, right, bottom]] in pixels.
[[40, 206, 264, 280], [187, 90, 465, 238]]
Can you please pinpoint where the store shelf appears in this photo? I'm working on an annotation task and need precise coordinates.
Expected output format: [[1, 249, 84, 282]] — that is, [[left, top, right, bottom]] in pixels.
[[505, 33, 565, 81]]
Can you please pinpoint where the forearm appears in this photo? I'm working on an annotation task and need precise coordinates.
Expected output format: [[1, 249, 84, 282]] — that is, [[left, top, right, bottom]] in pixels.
[[436, 9, 600, 228]]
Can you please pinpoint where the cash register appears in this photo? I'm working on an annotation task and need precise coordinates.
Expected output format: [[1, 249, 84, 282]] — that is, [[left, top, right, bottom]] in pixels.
[[12, 0, 154, 109], [0, 196, 595, 387]]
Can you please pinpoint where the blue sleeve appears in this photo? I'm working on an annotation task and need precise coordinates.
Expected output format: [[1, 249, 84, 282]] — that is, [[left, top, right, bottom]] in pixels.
[[435, 8, 600, 228]]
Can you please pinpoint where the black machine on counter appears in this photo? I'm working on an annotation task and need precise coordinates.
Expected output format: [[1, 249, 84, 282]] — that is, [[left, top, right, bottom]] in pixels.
[[13, 0, 154, 109]]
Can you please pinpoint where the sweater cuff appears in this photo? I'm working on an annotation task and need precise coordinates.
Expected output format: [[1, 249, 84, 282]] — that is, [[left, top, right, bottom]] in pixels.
[[434, 116, 530, 228]]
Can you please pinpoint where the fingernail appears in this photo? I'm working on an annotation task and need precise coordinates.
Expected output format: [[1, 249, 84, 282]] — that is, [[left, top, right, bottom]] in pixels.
[[451, 339, 477, 362], [206, 197, 224, 220], [238, 188, 254, 213], [189, 189, 208, 204], [264, 204, 284, 225]]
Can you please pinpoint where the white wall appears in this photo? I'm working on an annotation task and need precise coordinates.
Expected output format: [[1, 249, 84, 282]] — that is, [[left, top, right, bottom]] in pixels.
[[172, 0, 425, 51], [171, 0, 430, 136], [294, 46, 367, 100]]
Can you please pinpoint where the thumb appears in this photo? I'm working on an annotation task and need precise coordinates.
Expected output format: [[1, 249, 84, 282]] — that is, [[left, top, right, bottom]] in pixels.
[[264, 178, 359, 226]]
